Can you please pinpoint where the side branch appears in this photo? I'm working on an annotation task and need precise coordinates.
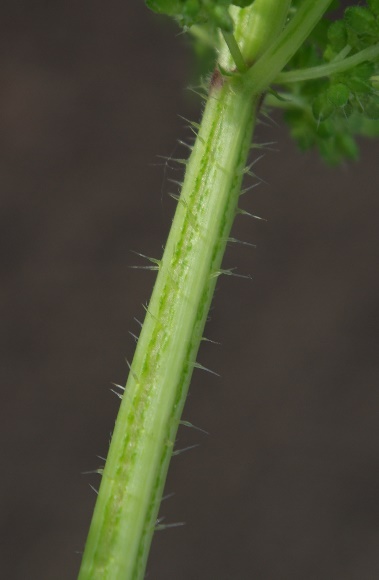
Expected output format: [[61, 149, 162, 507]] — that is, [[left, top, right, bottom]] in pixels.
[[275, 43, 379, 84]]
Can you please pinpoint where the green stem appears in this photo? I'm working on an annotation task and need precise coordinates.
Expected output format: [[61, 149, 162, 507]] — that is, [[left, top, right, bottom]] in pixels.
[[79, 76, 258, 580], [219, 0, 292, 71], [221, 31, 247, 72], [264, 91, 308, 111], [245, 0, 334, 93], [332, 44, 352, 63], [78, 1, 336, 579], [275, 42, 379, 84]]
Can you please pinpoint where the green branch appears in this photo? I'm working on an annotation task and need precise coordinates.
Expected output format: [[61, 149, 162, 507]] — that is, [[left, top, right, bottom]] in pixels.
[[275, 43, 379, 84], [221, 31, 247, 72], [245, 0, 334, 93]]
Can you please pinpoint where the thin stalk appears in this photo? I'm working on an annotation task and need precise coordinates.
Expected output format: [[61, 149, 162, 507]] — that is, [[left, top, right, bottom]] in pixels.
[[221, 31, 247, 72], [264, 91, 308, 111], [275, 42, 379, 84], [332, 45, 352, 63]]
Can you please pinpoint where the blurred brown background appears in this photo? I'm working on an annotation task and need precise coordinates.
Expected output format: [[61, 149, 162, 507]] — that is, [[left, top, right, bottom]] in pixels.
[[1, 2, 379, 579]]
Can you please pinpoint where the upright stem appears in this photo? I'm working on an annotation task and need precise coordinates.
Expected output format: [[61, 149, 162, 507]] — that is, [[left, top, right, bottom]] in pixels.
[[79, 70, 259, 580], [78, 1, 334, 578]]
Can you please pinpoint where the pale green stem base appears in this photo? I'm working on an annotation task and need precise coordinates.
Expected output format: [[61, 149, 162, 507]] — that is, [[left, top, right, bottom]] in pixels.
[[78, 76, 259, 580], [78, 1, 335, 578]]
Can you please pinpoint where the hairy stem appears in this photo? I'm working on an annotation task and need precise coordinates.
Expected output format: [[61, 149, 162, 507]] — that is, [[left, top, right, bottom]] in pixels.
[[79, 50, 259, 580], [78, 1, 335, 578]]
